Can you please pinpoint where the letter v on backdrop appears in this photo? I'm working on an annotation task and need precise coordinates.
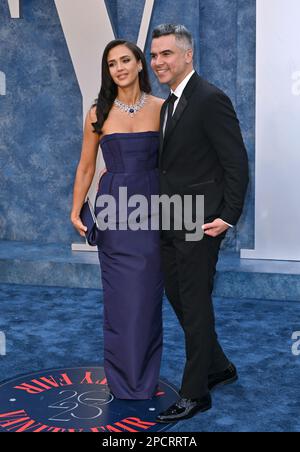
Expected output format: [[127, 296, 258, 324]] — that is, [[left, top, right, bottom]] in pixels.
[[53, 0, 155, 251], [7, 0, 155, 119], [7, 0, 20, 18], [54, 0, 154, 122]]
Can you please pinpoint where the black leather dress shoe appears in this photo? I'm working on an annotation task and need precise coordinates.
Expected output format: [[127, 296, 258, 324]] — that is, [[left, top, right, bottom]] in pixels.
[[156, 394, 212, 423], [208, 362, 238, 391]]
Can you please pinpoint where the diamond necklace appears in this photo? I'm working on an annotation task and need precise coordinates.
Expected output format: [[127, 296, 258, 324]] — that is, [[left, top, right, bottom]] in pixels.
[[114, 92, 147, 118]]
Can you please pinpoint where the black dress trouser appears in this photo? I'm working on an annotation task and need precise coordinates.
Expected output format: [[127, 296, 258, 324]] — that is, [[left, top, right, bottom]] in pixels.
[[160, 231, 230, 399]]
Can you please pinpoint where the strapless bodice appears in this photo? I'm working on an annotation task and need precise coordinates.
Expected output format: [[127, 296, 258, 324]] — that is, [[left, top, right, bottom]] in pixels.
[[100, 132, 159, 174]]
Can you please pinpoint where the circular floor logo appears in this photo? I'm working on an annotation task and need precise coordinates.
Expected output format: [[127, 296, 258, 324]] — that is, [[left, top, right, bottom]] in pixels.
[[0, 367, 178, 432]]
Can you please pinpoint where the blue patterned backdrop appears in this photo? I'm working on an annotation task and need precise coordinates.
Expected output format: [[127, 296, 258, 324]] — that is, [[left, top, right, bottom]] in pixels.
[[0, 0, 255, 250]]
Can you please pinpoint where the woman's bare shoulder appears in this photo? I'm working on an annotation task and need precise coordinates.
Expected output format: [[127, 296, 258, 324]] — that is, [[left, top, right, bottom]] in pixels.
[[148, 95, 165, 107]]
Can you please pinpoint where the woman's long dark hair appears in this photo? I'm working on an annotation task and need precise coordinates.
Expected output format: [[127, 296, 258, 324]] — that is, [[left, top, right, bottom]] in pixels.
[[91, 40, 152, 135]]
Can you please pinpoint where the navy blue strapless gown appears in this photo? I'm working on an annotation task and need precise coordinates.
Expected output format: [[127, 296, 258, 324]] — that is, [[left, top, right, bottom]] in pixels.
[[94, 132, 164, 399]]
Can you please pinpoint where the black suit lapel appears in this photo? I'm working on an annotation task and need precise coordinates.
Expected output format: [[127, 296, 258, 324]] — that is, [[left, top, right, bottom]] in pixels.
[[160, 72, 199, 153], [163, 94, 188, 147]]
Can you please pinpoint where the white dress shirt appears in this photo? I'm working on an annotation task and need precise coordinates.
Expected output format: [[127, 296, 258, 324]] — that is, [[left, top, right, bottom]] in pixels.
[[163, 69, 233, 229], [163, 70, 195, 134]]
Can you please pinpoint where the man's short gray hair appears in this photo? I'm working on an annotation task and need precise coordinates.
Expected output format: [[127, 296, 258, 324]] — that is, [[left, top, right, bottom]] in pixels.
[[152, 24, 194, 51]]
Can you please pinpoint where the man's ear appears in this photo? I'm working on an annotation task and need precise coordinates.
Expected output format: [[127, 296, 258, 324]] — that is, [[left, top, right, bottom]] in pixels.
[[185, 48, 193, 64]]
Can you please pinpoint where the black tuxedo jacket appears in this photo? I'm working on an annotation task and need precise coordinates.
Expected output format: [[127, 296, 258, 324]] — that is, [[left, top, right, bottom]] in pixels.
[[159, 72, 249, 227]]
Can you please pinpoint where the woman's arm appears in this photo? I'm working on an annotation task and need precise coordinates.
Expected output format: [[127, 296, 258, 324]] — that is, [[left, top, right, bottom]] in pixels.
[[70, 108, 100, 237]]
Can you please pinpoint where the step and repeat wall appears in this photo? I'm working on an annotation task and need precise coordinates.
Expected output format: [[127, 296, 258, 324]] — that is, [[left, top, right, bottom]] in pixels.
[[7, 0, 296, 259]]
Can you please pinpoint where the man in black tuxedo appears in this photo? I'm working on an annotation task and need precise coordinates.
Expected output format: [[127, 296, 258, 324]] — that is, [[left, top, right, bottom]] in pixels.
[[151, 24, 249, 422]]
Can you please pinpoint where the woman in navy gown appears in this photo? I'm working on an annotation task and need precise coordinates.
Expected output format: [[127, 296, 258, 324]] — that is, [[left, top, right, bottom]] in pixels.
[[71, 40, 164, 399]]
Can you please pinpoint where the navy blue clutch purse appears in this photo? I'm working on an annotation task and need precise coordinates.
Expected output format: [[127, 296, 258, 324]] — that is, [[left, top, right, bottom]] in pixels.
[[79, 197, 101, 246]]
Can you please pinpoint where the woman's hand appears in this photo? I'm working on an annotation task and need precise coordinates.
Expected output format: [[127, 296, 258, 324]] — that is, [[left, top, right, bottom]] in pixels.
[[70, 107, 100, 238], [70, 214, 88, 237]]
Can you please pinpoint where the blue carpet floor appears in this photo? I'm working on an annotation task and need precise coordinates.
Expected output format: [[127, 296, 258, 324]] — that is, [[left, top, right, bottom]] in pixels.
[[0, 283, 300, 432]]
